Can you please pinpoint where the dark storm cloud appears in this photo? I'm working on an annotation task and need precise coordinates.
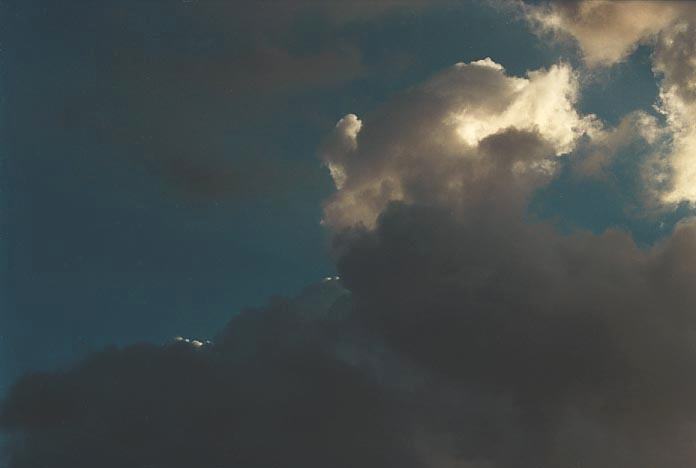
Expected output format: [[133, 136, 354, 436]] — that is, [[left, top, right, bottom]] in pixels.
[[7, 29, 696, 468], [0, 281, 418, 468], [322, 58, 696, 467], [8, 196, 696, 467], [335, 202, 696, 467]]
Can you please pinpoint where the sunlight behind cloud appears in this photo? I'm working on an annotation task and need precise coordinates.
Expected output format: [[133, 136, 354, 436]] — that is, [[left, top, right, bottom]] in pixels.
[[322, 58, 599, 229], [451, 61, 599, 153]]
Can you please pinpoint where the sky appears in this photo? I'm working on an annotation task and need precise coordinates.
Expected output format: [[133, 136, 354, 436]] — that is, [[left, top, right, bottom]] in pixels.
[[4, 1, 696, 467], [1, 0, 564, 392]]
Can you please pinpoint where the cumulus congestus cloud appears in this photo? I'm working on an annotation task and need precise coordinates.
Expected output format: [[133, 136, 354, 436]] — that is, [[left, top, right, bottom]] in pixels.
[[321, 58, 599, 229], [5, 52, 696, 468], [324, 57, 696, 467]]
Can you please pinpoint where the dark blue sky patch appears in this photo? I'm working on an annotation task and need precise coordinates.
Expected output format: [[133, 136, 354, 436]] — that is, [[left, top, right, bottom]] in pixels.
[[579, 45, 660, 126], [529, 134, 694, 247]]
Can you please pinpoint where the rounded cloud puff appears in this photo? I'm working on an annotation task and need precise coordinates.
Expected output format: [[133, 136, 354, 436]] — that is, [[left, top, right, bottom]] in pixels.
[[321, 58, 598, 229]]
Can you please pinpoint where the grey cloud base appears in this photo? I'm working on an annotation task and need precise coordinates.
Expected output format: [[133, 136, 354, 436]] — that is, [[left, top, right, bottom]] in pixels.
[[0, 281, 417, 468]]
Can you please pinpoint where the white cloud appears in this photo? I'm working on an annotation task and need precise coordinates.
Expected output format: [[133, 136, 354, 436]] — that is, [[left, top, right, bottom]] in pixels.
[[173, 336, 210, 348], [449, 62, 599, 153], [321, 58, 598, 230], [528, 1, 681, 66], [323, 114, 362, 190], [526, 1, 696, 207]]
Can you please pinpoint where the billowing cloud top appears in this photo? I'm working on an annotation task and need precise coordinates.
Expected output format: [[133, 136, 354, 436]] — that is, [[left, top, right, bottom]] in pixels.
[[321, 58, 599, 229]]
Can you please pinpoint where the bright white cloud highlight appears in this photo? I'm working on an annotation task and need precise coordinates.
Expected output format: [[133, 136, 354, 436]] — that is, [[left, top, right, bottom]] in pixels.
[[321, 58, 598, 229], [527, 1, 696, 207]]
